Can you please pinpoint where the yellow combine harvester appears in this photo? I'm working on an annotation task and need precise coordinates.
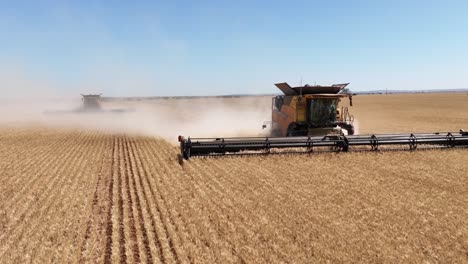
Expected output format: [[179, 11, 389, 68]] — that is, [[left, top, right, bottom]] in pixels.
[[80, 94, 104, 111], [45, 94, 131, 114], [178, 82, 468, 160], [263, 82, 354, 136]]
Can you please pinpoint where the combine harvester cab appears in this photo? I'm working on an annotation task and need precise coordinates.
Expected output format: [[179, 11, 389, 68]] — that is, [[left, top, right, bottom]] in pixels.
[[178, 82, 468, 160], [264, 82, 354, 137]]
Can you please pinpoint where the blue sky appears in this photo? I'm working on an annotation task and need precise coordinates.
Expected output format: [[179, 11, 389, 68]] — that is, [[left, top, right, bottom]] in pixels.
[[1, 0, 467, 96]]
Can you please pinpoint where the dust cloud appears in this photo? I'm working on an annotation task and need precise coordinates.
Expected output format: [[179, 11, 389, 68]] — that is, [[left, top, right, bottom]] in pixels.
[[0, 64, 273, 143], [0, 67, 272, 142], [0, 96, 272, 141]]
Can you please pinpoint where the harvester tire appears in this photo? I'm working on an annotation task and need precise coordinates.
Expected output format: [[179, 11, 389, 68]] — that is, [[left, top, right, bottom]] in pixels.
[[286, 124, 293, 137], [287, 124, 303, 137], [342, 124, 355, 135], [271, 129, 282, 137]]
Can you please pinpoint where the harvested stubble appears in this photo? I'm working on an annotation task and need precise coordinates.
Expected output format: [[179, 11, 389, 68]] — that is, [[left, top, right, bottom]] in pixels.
[[0, 128, 467, 263], [1, 93, 468, 263]]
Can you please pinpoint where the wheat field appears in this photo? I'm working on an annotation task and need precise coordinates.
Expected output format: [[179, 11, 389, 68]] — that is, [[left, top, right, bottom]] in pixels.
[[1, 93, 468, 263]]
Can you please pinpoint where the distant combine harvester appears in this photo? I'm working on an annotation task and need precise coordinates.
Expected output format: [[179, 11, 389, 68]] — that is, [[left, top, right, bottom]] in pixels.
[[81, 94, 103, 111], [44, 93, 133, 114]]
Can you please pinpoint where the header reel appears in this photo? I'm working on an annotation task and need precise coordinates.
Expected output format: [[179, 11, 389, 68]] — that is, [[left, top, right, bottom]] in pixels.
[[179, 130, 468, 160]]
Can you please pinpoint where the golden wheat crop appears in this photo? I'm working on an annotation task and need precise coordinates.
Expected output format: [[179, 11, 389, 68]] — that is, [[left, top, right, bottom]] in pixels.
[[351, 92, 468, 133], [0, 93, 467, 263]]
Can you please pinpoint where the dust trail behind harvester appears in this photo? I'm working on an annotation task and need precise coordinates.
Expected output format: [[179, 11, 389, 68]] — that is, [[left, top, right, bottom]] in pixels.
[[0, 95, 272, 141]]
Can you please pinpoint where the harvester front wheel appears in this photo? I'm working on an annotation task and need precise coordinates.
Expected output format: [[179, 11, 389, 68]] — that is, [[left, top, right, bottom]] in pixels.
[[180, 141, 190, 160], [342, 124, 355, 135], [286, 123, 305, 137], [270, 129, 282, 137]]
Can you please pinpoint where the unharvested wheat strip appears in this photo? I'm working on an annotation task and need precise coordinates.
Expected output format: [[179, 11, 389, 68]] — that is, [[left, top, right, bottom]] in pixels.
[[79, 133, 114, 263], [0, 130, 99, 262], [149, 140, 236, 262], [121, 136, 146, 263], [13, 130, 103, 262], [0, 131, 88, 250], [141, 139, 214, 263], [0, 131, 76, 208], [125, 137, 165, 263], [133, 138, 193, 263]]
